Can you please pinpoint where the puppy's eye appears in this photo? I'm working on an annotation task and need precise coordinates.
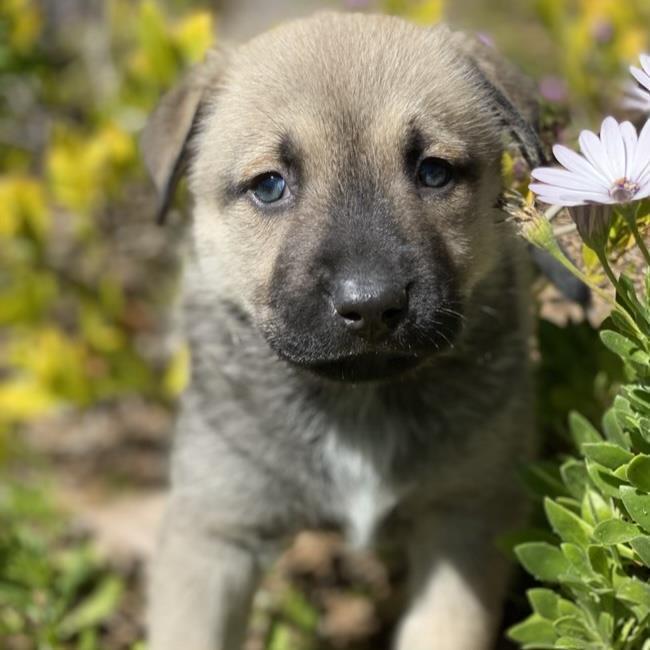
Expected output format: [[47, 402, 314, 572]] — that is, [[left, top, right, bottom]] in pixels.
[[250, 172, 287, 204], [417, 157, 454, 189]]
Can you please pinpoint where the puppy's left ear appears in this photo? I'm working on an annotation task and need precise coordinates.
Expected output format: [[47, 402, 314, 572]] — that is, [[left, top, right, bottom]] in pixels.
[[140, 49, 224, 224], [452, 32, 591, 307], [451, 31, 546, 167]]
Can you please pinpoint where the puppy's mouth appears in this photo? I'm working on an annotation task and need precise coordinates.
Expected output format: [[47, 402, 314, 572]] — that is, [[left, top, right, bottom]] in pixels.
[[284, 351, 424, 383], [262, 309, 463, 383]]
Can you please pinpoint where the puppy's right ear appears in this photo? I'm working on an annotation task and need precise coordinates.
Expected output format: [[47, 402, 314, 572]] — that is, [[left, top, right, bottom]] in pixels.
[[450, 30, 546, 169], [140, 50, 224, 224]]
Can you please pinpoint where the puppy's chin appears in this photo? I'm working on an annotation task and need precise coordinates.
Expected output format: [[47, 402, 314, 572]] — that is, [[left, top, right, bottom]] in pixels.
[[287, 352, 425, 383], [262, 331, 460, 383]]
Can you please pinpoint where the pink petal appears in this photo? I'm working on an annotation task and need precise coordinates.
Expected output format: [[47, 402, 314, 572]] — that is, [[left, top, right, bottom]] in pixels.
[[579, 129, 616, 183], [600, 116, 626, 179], [552, 144, 610, 187], [631, 66, 650, 93], [531, 167, 605, 191]]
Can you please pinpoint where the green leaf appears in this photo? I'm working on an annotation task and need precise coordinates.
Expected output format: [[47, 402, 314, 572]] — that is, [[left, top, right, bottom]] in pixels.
[[616, 275, 649, 328], [639, 417, 650, 443], [581, 442, 634, 470], [544, 498, 593, 547], [59, 576, 123, 637], [586, 461, 626, 498], [527, 588, 559, 619], [554, 638, 588, 650], [630, 427, 650, 454], [597, 611, 613, 642], [561, 460, 590, 500], [630, 536, 650, 567], [557, 599, 583, 618], [614, 463, 631, 480], [581, 488, 613, 525], [515, 542, 573, 583], [592, 519, 641, 544], [587, 545, 611, 579], [624, 385, 650, 417], [616, 577, 650, 610], [561, 543, 593, 579], [609, 309, 642, 342], [569, 412, 602, 449], [613, 395, 634, 427], [602, 408, 631, 449], [600, 330, 650, 369], [627, 455, 650, 492], [620, 486, 650, 533], [507, 613, 557, 645], [553, 615, 591, 640]]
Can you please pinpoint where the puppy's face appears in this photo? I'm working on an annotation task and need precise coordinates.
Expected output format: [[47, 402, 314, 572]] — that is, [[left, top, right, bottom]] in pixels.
[[165, 15, 535, 382]]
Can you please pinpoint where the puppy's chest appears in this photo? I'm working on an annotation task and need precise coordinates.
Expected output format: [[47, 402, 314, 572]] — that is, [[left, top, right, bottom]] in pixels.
[[321, 432, 404, 548]]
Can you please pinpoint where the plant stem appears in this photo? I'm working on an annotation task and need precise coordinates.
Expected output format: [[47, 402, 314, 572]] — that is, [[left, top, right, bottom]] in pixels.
[[628, 214, 650, 267], [595, 247, 620, 290], [619, 203, 650, 266], [593, 247, 643, 336], [543, 239, 613, 305]]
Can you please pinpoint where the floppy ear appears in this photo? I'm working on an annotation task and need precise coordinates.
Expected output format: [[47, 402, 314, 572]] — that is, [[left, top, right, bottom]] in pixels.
[[451, 31, 547, 168], [140, 50, 224, 224], [452, 32, 591, 306]]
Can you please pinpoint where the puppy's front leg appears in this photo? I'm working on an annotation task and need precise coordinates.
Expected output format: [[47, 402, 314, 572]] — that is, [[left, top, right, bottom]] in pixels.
[[148, 508, 264, 650], [395, 507, 513, 650]]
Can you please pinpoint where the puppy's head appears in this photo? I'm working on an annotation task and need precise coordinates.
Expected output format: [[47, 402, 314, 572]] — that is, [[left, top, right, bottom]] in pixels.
[[142, 13, 541, 382]]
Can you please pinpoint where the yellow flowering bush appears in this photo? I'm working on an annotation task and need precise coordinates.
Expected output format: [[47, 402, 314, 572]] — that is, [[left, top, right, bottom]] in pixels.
[[0, 1, 214, 442]]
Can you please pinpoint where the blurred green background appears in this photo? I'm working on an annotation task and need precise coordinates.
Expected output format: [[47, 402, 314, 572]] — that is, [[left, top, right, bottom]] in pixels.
[[0, 1, 648, 649]]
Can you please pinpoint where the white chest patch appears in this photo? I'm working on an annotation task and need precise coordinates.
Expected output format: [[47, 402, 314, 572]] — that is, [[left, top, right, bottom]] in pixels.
[[323, 435, 398, 548]]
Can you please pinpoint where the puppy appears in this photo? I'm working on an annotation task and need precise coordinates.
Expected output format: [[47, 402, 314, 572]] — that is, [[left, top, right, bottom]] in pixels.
[[142, 12, 540, 650]]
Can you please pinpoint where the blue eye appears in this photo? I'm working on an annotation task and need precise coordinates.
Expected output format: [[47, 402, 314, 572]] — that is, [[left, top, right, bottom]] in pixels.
[[417, 157, 454, 189], [251, 172, 287, 203]]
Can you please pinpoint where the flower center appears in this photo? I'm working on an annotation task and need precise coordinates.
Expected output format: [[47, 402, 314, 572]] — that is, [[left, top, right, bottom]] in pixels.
[[609, 178, 639, 202]]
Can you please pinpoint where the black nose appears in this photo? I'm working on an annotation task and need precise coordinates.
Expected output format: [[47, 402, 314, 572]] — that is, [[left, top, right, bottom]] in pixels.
[[332, 278, 408, 341]]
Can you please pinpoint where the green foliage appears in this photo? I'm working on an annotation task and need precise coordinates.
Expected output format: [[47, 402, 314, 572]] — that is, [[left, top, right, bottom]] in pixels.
[[510, 271, 650, 648], [0, 481, 135, 649]]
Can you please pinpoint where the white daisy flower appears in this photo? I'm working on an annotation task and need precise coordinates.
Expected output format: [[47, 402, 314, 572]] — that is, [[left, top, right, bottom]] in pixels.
[[622, 80, 650, 114], [529, 116, 650, 207], [630, 53, 650, 94], [623, 53, 650, 114]]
